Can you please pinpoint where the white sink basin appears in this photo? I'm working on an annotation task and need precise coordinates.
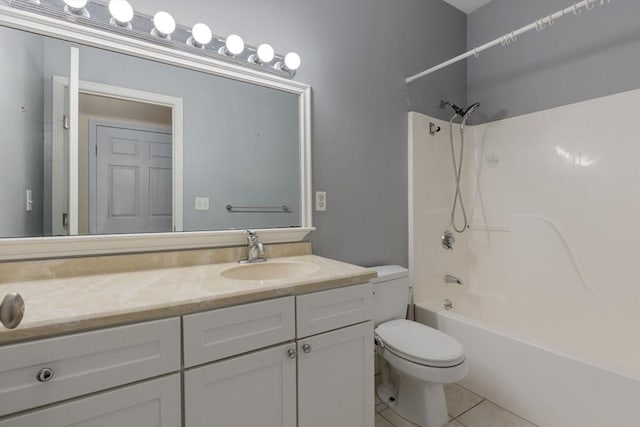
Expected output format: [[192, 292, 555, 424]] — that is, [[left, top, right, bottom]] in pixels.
[[221, 261, 320, 281]]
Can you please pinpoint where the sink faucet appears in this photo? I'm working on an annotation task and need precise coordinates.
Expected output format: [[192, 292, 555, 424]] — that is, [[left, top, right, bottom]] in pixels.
[[239, 230, 267, 264]]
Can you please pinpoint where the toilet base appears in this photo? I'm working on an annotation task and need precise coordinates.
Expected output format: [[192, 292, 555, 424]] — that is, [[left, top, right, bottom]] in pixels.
[[377, 363, 449, 427]]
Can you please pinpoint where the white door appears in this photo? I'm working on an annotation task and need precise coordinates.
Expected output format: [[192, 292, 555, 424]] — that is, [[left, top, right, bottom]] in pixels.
[[297, 321, 375, 427], [89, 122, 172, 234], [184, 343, 297, 427], [0, 375, 181, 427]]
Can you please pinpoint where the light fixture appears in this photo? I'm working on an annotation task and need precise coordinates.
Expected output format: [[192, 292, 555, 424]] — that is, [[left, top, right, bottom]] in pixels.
[[187, 23, 212, 48], [284, 52, 301, 71], [108, 0, 134, 29], [7, 0, 301, 78], [219, 34, 244, 56], [275, 52, 301, 74], [152, 11, 176, 39], [248, 43, 275, 64], [63, 0, 89, 17]]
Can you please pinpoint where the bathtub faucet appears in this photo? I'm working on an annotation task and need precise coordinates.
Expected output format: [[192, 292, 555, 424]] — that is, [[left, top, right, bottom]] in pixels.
[[445, 274, 463, 286]]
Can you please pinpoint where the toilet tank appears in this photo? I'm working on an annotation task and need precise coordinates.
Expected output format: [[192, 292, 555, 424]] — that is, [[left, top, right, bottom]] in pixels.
[[370, 265, 410, 325]]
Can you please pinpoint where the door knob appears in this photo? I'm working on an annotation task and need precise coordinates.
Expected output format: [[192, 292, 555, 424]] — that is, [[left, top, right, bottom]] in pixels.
[[0, 292, 25, 329]]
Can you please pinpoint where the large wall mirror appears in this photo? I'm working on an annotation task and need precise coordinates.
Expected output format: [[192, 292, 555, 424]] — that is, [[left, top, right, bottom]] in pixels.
[[0, 5, 312, 260]]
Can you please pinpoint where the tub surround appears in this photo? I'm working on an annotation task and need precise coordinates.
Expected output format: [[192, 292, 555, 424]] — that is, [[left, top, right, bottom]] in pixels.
[[0, 244, 376, 345]]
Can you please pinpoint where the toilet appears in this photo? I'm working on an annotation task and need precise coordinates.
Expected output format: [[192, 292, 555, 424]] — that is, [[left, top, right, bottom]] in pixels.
[[371, 266, 467, 427]]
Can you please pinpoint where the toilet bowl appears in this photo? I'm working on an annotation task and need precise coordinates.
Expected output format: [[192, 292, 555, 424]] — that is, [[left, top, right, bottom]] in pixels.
[[371, 266, 467, 427]]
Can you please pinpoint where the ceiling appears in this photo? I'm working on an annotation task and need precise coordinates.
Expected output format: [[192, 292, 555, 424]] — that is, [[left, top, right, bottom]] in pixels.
[[442, 0, 493, 14]]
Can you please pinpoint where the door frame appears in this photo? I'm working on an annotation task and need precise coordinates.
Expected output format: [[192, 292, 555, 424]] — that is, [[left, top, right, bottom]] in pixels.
[[52, 77, 184, 233]]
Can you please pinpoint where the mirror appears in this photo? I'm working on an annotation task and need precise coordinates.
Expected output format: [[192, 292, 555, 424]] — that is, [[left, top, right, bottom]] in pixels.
[[0, 24, 304, 239]]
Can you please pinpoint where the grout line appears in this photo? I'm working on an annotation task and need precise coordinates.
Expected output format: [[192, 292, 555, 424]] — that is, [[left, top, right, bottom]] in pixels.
[[452, 398, 486, 420]]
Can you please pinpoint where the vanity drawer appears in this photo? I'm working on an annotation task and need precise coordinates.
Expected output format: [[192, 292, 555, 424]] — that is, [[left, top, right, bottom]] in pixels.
[[296, 283, 373, 338], [0, 374, 181, 427], [0, 317, 180, 417], [183, 296, 295, 368]]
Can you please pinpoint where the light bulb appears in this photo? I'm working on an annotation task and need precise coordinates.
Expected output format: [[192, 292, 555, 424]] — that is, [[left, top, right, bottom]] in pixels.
[[284, 52, 301, 71], [153, 11, 176, 37], [108, 0, 134, 26], [225, 34, 244, 56], [191, 23, 212, 46], [257, 44, 275, 63], [64, 0, 87, 10]]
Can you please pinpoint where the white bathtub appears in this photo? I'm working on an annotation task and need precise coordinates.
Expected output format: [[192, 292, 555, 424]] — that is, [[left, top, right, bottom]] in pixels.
[[415, 298, 640, 427]]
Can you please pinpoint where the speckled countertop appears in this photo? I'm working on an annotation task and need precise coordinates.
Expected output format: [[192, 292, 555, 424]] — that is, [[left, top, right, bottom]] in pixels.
[[0, 255, 376, 345]]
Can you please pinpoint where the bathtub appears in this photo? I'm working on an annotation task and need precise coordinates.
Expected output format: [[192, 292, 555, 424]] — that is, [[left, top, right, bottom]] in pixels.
[[415, 297, 640, 427]]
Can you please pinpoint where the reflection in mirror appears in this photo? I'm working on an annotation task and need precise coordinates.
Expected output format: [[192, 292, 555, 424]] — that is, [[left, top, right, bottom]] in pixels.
[[0, 24, 302, 238], [81, 95, 173, 235]]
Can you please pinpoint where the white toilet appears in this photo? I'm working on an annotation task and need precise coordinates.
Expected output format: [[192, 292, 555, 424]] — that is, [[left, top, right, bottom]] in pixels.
[[371, 265, 467, 427]]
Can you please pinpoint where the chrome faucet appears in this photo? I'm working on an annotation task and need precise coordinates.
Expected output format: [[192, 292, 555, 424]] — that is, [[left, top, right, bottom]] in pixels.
[[444, 274, 463, 285], [239, 230, 266, 264]]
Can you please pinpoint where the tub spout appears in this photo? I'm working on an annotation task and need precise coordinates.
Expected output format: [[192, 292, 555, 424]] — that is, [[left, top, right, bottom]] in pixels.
[[445, 274, 463, 285]]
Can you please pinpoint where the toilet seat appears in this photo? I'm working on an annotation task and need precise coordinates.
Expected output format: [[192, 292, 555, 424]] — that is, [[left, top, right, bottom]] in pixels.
[[375, 319, 465, 368]]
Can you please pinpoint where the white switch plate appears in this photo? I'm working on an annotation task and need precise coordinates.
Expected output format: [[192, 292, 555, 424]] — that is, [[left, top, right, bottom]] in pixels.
[[315, 191, 327, 211], [195, 197, 210, 211]]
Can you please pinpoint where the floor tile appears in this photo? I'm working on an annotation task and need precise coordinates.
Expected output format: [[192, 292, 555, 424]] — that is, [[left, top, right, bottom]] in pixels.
[[376, 413, 394, 427], [378, 407, 420, 427], [444, 383, 484, 418], [447, 420, 466, 427], [376, 402, 387, 412], [457, 400, 537, 427]]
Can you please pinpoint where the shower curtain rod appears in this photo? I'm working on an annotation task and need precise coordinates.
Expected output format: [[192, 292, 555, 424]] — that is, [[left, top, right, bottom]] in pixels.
[[405, 0, 611, 84]]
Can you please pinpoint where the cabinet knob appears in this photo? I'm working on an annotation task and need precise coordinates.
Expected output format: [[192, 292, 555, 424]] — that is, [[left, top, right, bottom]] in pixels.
[[302, 343, 312, 353], [287, 348, 297, 359], [36, 367, 54, 383]]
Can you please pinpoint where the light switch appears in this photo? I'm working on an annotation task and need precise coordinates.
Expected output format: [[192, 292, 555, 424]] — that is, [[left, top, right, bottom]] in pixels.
[[195, 197, 210, 211]]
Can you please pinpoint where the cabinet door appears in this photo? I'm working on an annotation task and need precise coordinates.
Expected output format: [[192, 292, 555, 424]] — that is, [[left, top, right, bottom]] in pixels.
[[0, 374, 180, 427], [185, 343, 297, 427], [297, 321, 374, 427]]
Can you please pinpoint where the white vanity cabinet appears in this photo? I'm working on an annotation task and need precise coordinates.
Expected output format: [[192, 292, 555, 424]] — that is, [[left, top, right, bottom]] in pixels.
[[0, 374, 181, 427], [183, 283, 374, 427], [296, 284, 374, 427], [183, 297, 297, 427], [0, 282, 373, 427], [0, 318, 181, 426]]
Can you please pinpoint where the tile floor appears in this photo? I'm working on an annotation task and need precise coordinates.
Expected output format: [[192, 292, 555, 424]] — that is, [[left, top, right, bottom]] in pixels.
[[374, 382, 538, 427]]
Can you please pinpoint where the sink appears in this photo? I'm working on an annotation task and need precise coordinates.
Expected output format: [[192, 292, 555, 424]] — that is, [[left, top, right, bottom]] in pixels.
[[221, 261, 321, 281]]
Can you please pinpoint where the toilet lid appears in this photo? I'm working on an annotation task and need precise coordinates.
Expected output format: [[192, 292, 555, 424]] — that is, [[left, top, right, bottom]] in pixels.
[[375, 319, 465, 367]]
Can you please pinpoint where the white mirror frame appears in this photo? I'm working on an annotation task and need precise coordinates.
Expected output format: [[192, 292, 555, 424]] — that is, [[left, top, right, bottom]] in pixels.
[[0, 5, 313, 261]]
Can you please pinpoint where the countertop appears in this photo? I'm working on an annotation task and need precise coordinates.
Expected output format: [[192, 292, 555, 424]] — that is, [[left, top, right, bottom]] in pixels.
[[0, 255, 376, 345]]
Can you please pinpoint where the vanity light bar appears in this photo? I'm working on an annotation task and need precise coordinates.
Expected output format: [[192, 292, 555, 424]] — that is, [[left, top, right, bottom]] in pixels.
[[5, 0, 301, 78]]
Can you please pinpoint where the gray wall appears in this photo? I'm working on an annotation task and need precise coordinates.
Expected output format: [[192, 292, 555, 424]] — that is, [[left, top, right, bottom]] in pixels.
[[133, 0, 467, 267], [0, 27, 44, 237], [467, 0, 640, 124]]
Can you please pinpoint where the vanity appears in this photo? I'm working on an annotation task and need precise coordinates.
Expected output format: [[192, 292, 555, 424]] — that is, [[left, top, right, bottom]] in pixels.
[[0, 245, 376, 426], [0, 3, 376, 425]]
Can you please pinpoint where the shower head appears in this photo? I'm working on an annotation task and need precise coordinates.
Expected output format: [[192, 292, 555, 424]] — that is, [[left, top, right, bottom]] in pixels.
[[460, 102, 480, 133], [461, 102, 480, 124]]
